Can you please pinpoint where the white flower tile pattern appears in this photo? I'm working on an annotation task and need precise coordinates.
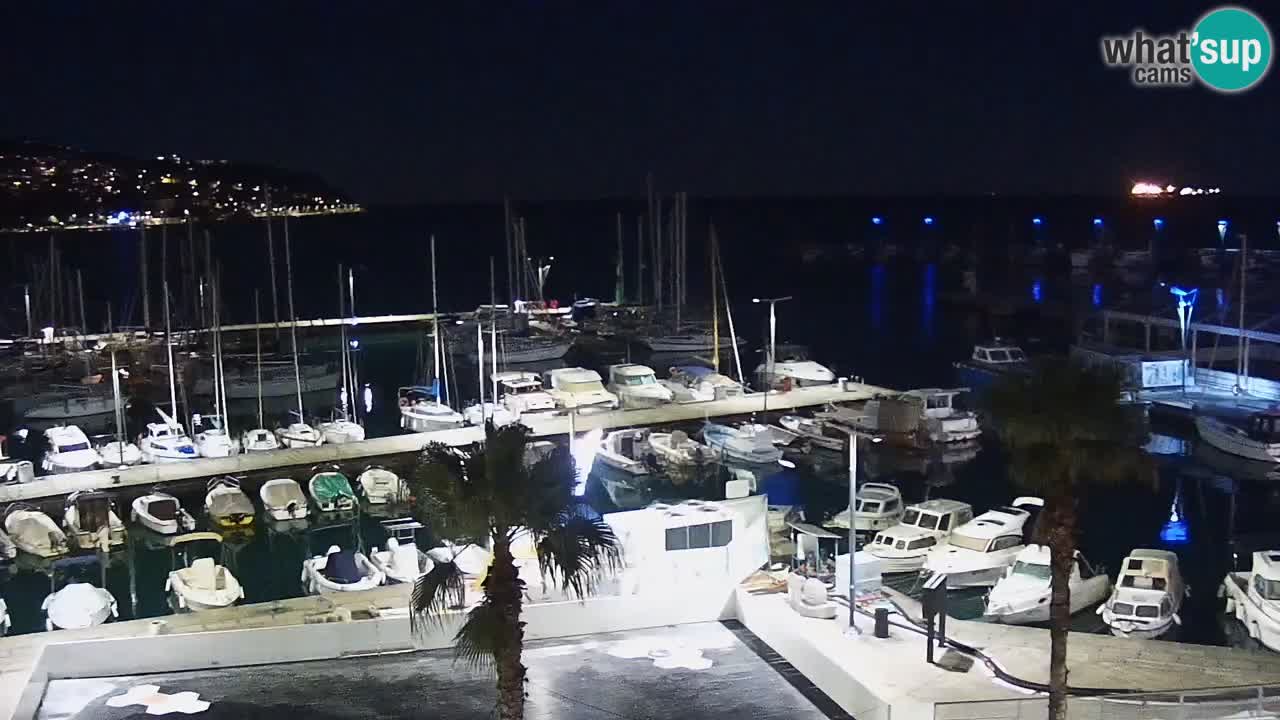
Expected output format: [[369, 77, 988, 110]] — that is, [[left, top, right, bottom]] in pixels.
[[105, 684, 211, 715], [606, 636, 716, 671]]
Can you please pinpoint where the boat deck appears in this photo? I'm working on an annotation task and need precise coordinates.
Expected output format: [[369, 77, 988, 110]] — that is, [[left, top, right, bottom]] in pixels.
[[0, 382, 892, 504]]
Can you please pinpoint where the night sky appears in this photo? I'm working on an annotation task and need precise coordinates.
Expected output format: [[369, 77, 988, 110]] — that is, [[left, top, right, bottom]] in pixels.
[[2, 2, 1275, 203]]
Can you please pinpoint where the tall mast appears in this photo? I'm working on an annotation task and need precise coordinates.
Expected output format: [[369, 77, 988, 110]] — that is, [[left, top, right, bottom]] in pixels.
[[504, 197, 514, 306], [716, 237, 745, 385], [711, 224, 720, 372], [254, 290, 264, 428], [266, 207, 280, 340], [284, 214, 304, 420], [635, 216, 644, 306], [110, 350, 125, 462], [490, 256, 498, 407], [477, 320, 485, 420], [337, 263, 350, 419], [140, 227, 151, 329], [615, 212, 625, 305], [1237, 233, 1248, 391], [164, 279, 177, 419], [348, 267, 359, 422], [210, 271, 221, 419]]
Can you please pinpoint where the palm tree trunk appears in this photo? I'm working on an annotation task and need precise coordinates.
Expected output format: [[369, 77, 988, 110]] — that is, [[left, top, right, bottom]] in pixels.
[[490, 539, 526, 720], [1046, 500, 1076, 720]]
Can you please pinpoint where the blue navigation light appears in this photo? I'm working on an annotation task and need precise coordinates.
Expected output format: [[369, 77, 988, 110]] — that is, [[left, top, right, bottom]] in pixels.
[[923, 216, 935, 226], [1092, 283, 1102, 307], [1153, 218, 1165, 229], [871, 216, 883, 226], [1031, 280, 1043, 303], [1217, 219, 1229, 229], [1092, 217, 1103, 227], [1032, 216, 1043, 226]]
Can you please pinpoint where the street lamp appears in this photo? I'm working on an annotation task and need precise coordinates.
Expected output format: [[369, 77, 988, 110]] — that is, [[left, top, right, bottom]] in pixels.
[[752, 296, 793, 415], [846, 429, 882, 633]]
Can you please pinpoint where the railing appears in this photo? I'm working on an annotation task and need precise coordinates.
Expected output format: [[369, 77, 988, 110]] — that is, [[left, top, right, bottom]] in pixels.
[[935, 685, 1280, 720]]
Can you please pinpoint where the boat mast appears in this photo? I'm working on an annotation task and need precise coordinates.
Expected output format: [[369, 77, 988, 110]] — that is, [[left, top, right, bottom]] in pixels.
[[337, 264, 350, 420], [477, 319, 485, 421], [110, 350, 125, 462], [711, 224, 720, 373], [254, 290, 264, 429], [214, 268, 231, 437], [716, 237, 745, 385], [347, 267, 359, 422], [163, 279, 178, 420], [615, 212, 625, 305], [1237, 232, 1248, 392], [430, 235, 442, 405], [284, 214, 304, 421], [210, 272, 221, 420], [490, 257, 498, 407]]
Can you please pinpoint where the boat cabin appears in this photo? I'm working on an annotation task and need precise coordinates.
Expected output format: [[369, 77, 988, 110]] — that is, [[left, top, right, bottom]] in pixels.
[[1116, 548, 1183, 597], [608, 363, 660, 388], [1248, 551, 1280, 603], [855, 483, 904, 530], [1247, 411, 1280, 441], [945, 500, 1041, 554], [971, 344, 1028, 366], [45, 426, 92, 455], [899, 499, 974, 535], [542, 368, 618, 410], [900, 388, 969, 420]]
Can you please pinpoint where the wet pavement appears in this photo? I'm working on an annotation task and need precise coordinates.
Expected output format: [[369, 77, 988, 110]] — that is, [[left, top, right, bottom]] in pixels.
[[38, 622, 850, 719]]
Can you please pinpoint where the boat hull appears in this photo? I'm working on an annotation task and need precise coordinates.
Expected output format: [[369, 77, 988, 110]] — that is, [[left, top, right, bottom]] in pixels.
[[1195, 416, 1280, 463]]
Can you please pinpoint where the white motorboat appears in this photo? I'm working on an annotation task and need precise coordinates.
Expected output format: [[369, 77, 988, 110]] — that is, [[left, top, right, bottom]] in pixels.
[[259, 478, 309, 521], [371, 536, 433, 584], [702, 423, 783, 464], [42, 556, 117, 631], [755, 354, 836, 389], [0, 598, 8, 636], [953, 342, 1030, 387], [1221, 550, 1280, 652], [63, 490, 127, 552], [204, 477, 255, 531], [984, 545, 1112, 624], [138, 411, 198, 464], [1100, 549, 1186, 639], [607, 364, 673, 409], [357, 466, 405, 505], [24, 392, 115, 422], [318, 417, 366, 445], [398, 386, 465, 432], [642, 331, 744, 353], [240, 427, 281, 454], [648, 430, 716, 468], [41, 425, 102, 474], [543, 368, 619, 411], [193, 413, 240, 458], [1195, 412, 1280, 463], [827, 483, 904, 533], [660, 365, 744, 403], [596, 429, 654, 475], [131, 490, 196, 535], [166, 532, 245, 612], [462, 402, 518, 428], [276, 420, 324, 448], [94, 438, 142, 468], [866, 499, 974, 573], [0, 447, 34, 484], [900, 388, 982, 443], [309, 465, 356, 513], [5, 504, 69, 558], [923, 497, 1044, 588], [302, 545, 385, 594], [493, 371, 557, 416], [778, 415, 845, 451]]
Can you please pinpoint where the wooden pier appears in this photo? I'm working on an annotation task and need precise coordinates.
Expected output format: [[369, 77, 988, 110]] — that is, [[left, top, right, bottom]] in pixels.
[[0, 382, 892, 504]]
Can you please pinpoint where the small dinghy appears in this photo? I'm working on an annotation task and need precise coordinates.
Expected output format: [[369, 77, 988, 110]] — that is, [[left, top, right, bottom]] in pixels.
[[131, 489, 196, 535], [205, 477, 255, 530], [95, 438, 142, 467], [240, 427, 281, 454], [5, 504, 70, 558], [648, 430, 715, 468], [702, 423, 784, 464], [260, 478, 309, 521], [308, 465, 356, 513], [317, 416, 366, 445], [302, 545, 384, 594], [370, 520, 433, 584], [166, 532, 245, 612], [357, 466, 404, 505], [596, 429, 654, 475], [276, 418, 324, 448], [63, 490, 127, 552], [42, 556, 117, 631]]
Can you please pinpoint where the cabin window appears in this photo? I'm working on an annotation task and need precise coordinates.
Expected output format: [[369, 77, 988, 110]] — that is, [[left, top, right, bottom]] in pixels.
[[1012, 561, 1052, 580], [58, 442, 90, 453], [883, 499, 900, 513], [949, 533, 990, 552], [1160, 598, 1172, 616], [902, 509, 920, 526], [1112, 602, 1135, 616], [711, 520, 732, 546], [937, 515, 951, 531], [895, 540, 907, 550], [991, 536, 1022, 552], [1253, 575, 1280, 600], [620, 375, 655, 386], [1008, 349, 1027, 361], [988, 350, 1010, 363], [907, 537, 936, 551], [1135, 605, 1159, 619], [666, 520, 732, 552], [858, 501, 882, 513], [688, 523, 711, 549], [665, 527, 688, 551], [926, 396, 949, 410]]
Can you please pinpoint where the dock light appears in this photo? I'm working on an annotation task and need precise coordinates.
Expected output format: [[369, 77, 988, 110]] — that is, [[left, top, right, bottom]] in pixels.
[[1154, 218, 1165, 229], [1092, 217, 1103, 227], [1169, 286, 1198, 351], [1217, 219, 1229, 230], [871, 216, 883, 226], [1032, 217, 1043, 226], [923, 216, 934, 226], [349, 339, 359, 350]]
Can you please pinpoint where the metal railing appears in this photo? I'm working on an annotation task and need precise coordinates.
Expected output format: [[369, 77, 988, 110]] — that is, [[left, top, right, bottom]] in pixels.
[[935, 684, 1280, 720]]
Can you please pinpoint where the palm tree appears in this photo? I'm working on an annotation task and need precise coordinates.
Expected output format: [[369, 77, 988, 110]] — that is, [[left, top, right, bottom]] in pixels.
[[987, 358, 1150, 720], [408, 422, 622, 720]]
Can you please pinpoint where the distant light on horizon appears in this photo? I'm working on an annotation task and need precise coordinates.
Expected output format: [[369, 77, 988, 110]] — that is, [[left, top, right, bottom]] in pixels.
[[871, 216, 883, 226], [1131, 182, 1165, 196], [923, 216, 934, 226], [1032, 216, 1043, 226], [1092, 217, 1103, 227], [1153, 218, 1164, 229]]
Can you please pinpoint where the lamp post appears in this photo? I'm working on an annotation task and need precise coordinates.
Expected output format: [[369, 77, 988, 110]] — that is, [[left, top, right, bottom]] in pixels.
[[752, 296, 792, 415], [1168, 286, 1197, 395], [846, 429, 882, 633]]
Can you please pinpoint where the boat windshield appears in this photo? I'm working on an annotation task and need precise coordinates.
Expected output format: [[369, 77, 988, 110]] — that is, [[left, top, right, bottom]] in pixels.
[[1111, 602, 1135, 616], [948, 533, 990, 552], [902, 509, 920, 526], [561, 380, 604, 394], [1135, 605, 1160, 618], [620, 375, 656, 386], [1008, 349, 1027, 361], [914, 512, 940, 530], [58, 442, 90, 453], [509, 383, 542, 395], [857, 500, 882, 513], [1255, 576, 1280, 600], [1012, 561, 1051, 580]]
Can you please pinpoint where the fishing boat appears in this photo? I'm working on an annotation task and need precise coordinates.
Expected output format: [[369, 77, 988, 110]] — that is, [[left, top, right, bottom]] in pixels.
[[660, 365, 744, 403], [240, 427, 281, 454], [596, 429, 654, 475], [398, 386, 465, 432], [63, 490, 127, 552], [276, 417, 324, 448], [308, 465, 356, 513], [259, 478, 309, 521], [204, 477, 255, 530], [41, 425, 102, 474], [493, 371, 557, 416], [4, 504, 69, 558], [827, 483, 905, 534], [900, 388, 982, 443], [648, 430, 715, 468], [923, 497, 1044, 588], [865, 499, 974, 573], [702, 423, 783, 464], [356, 465, 404, 505], [984, 545, 1111, 624], [131, 489, 196, 535], [369, 519, 432, 584], [543, 368, 619, 411], [1195, 411, 1280, 464], [1100, 549, 1186, 639], [166, 532, 245, 612], [193, 414, 240, 458], [301, 545, 384, 594], [953, 341, 1030, 387], [778, 415, 845, 451], [42, 556, 117, 631], [606, 364, 673, 408], [138, 409, 198, 464], [1221, 550, 1280, 652]]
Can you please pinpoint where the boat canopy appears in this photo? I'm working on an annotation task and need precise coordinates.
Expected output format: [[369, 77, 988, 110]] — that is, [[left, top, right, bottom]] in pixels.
[[312, 472, 355, 502]]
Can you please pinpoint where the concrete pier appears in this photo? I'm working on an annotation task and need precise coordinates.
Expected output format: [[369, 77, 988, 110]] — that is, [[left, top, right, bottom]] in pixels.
[[0, 382, 891, 503]]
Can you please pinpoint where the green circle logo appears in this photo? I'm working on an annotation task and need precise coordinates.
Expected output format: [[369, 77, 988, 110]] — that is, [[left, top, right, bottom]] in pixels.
[[1192, 6, 1272, 92]]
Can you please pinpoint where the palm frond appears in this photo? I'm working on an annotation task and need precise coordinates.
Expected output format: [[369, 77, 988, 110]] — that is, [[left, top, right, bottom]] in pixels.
[[410, 559, 467, 634], [536, 515, 623, 599], [452, 599, 505, 672]]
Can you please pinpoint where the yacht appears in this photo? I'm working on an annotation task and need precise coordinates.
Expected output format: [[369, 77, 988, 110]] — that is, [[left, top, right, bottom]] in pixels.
[[484, 335, 572, 364], [41, 426, 102, 474], [865, 499, 974, 573], [543, 368, 618, 411], [702, 423, 783, 464], [493, 371, 557, 417], [193, 413, 240, 458], [94, 436, 142, 468], [642, 331, 744, 353], [5, 504, 70, 558], [398, 386, 465, 432], [953, 342, 1030, 386], [984, 545, 1111, 624], [63, 490, 127, 552], [596, 429, 654, 475], [606, 364, 673, 409], [648, 430, 716, 468], [24, 391, 116, 422], [922, 497, 1044, 588], [1195, 411, 1280, 464], [318, 415, 366, 445], [660, 365, 744, 403], [138, 411, 198, 464], [900, 388, 981, 443], [755, 354, 837, 389], [826, 483, 904, 534], [1100, 549, 1186, 639], [1222, 550, 1280, 652]]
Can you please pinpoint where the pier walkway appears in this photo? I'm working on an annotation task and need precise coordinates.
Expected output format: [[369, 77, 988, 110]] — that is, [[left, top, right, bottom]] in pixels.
[[0, 382, 891, 504]]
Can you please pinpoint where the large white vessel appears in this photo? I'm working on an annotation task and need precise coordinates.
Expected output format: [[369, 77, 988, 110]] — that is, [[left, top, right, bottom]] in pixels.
[[398, 386, 465, 432], [606, 364, 673, 409], [1195, 412, 1280, 463], [923, 497, 1044, 588], [660, 365, 743, 403], [865, 499, 974, 573], [1222, 550, 1280, 652], [543, 368, 618, 411], [984, 545, 1111, 625], [1100, 549, 1186, 639], [41, 426, 102, 474]]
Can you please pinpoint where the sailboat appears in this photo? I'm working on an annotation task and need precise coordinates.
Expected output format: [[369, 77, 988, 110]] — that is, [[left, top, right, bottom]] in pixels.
[[319, 265, 366, 444], [194, 274, 239, 458], [95, 352, 142, 467], [141, 286, 198, 463], [400, 236, 463, 431], [275, 214, 324, 448], [463, 261, 518, 427], [241, 291, 281, 453]]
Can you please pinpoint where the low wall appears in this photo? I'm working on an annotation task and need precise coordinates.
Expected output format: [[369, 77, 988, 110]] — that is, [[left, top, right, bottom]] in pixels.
[[1195, 367, 1280, 401]]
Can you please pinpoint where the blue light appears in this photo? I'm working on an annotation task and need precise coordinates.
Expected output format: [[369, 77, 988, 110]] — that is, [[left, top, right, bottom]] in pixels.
[[1031, 280, 1043, 303], [1153, 218, 1164, 229], [871, 216, 883, 226], [1092, 283, 1102, 307], [1092, 217, 1103, 227], [923, 216, 935, 226], [1032, 216, 1043, 226], [1217, 219, 1229, 230]]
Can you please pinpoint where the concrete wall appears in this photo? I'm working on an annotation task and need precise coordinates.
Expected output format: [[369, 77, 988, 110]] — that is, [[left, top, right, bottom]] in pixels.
[[1195, 367, 1280, 401]]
